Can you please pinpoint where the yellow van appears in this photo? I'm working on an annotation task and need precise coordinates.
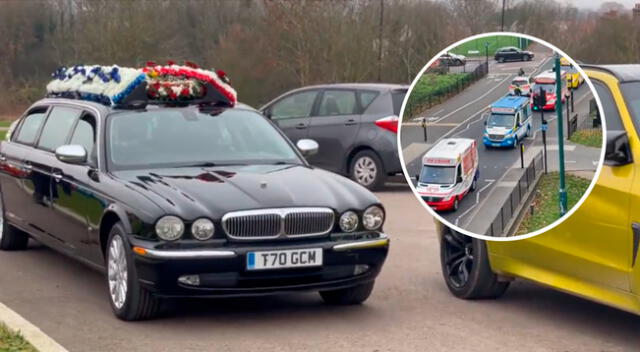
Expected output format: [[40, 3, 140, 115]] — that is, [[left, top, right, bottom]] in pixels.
[[437, 65, 640, 314], [560, 56, 584, 89]]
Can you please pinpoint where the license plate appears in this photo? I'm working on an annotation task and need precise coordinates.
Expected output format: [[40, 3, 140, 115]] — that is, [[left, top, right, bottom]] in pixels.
[[492, 143, 501, 147], [246, 248, 323, 270]]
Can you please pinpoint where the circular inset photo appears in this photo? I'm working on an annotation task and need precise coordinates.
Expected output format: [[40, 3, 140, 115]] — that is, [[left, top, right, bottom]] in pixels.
[[398, 32, 606, 241]]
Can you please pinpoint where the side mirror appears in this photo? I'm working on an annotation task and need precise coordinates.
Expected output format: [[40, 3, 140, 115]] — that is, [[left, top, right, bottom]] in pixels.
[[605, 130, 632, 166], [55, 145, 87, 165], [296, 139, 319, 157], [264, 110, 273, 120], [456, 176, 463, 184]]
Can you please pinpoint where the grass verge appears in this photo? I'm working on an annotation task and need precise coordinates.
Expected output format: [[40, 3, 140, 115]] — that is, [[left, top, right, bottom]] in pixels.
[[450, 35, 529, 56], [569, 128, 602, 148], [516, 172, 591, 235], [404, 73, 470, 119], [0, 322, 38, 352]]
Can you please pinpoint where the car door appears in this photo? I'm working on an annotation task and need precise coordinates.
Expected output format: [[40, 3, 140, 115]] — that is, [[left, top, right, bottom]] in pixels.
[[492, 76, 632, 291], [49, 111, 106, 263], [264, 90, 320, 144], [26, 105, 83, 250], [0, 106, 49, 229], [306, 89, 362, 173]]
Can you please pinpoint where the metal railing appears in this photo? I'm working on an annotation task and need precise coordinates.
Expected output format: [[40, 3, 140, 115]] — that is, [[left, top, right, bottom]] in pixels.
[[487, 151, 544, 237]]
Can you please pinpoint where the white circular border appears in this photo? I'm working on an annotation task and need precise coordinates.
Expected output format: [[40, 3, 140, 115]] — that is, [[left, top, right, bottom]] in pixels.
[[397, 31, 607, 242]]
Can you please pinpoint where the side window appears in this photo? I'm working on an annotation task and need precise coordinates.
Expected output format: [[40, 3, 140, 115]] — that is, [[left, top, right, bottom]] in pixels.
[[69, 113, 97, 162], [359, 91, 379, 110], [456, 165, 462, 181], [37, 106, 81, 152], [15, 108, 48, 145], [591, 79, 623, 131], [270, 91, 318, 120], [317, 90, 358, 116]]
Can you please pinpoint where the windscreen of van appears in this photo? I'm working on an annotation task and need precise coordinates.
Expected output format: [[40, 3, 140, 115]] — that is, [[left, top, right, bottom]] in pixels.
[[420, 165, 456, 185], [487, 113, 515, 128], [535, 83, 556, 93]]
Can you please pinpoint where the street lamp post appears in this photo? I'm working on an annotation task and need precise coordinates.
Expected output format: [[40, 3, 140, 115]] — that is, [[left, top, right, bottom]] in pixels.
[[554, 53, 568, 216], [484, 42, 490, 73]]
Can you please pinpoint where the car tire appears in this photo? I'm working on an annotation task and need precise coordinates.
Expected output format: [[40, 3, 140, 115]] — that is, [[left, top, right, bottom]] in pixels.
[[440, 229, 509, 299], [497, 57, 505, 63], [106, 222, 160, 321], [0, 200, 28, 251], [320, 281, 375, 305], [526, 55, 532, 61], [350, 150, 385, 191]]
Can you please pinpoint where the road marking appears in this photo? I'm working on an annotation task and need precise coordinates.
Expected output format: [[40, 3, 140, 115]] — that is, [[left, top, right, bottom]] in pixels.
[[455, 179, 495, 226], [498, 181, 518, 187], [0, 301, 69, 352], [433, 74, 513, 123], [453, 112, 487, 137]]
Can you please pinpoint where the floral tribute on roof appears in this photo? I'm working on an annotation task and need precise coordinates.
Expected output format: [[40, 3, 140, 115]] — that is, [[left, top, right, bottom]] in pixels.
[[46, 61, 237, 107], [142, 61, 237, 106], [46, 65, 146, 106]]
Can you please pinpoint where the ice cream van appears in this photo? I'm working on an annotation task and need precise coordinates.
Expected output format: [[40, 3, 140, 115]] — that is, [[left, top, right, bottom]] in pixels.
[[483, 95, 532, 148], [532, 69, 568, 110], [416, 138, 479, 211]]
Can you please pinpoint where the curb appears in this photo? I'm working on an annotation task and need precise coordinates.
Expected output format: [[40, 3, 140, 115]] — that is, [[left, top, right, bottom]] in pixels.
[[0, 301, 68, 352]]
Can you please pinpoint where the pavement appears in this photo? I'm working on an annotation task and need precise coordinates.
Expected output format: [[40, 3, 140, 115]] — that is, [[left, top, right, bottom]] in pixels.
[[1, 186, 639, 351], [401, 44, 600, 233]]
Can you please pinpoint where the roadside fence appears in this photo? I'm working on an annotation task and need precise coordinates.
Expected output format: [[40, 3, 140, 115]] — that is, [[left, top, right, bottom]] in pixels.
[[486, 151, 544, 237]]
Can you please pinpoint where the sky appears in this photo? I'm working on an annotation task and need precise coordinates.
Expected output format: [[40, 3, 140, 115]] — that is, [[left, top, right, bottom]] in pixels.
[[563, 0, 638, 9]]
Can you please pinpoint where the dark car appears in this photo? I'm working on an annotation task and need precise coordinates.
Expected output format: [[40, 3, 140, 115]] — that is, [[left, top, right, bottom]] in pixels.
[[0, 96, 390, 320], [439, 52, 467, 66], [494, 46, 534, 63], [260, 83, 408, 190]]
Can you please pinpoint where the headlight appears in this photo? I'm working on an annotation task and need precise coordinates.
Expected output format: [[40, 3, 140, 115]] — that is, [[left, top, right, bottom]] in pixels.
[[155, 215, 184, 241], [363, 205, 385, 230], [191, 218, 215, 241], [339, 211, 359, 232]]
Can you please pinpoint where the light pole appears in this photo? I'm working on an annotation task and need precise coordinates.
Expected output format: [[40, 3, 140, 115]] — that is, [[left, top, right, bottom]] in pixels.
[[501, 0, 506, 31], [554, 53, 567, 216]]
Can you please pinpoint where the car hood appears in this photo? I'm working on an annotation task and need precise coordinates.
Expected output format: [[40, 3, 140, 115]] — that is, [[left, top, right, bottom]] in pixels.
[[112, 164, 379, 220]]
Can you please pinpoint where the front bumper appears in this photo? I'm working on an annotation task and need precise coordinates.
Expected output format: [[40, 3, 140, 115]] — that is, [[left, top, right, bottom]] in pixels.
[[129, 232, 389, 297], [483, 135, 515, 147], [425, 197, 455, 211]]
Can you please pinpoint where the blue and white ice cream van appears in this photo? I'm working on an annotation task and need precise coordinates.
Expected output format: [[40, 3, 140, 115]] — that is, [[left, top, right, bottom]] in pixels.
[[483, 95, 532, 148]]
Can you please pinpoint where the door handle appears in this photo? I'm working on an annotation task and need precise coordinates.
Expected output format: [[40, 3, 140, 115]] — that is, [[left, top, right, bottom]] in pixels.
[[52, 170, 63, 182], [295, 123, 307, 130], [345, 119, 357, 126]]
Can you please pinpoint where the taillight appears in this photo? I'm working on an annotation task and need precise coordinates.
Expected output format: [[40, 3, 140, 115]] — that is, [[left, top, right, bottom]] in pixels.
[[375, 116, 399, 133]]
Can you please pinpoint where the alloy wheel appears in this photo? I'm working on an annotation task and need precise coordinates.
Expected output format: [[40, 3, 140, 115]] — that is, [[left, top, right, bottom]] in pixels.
[[353, 156, 377, 186], [108, 235, 128, 309], [442, 231, 473, 288]]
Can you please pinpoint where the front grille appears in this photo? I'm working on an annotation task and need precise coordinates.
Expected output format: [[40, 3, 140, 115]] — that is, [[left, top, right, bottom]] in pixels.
[[422, 196, 443, 203], [222, 207, 335, 240], [488, 134, 504, 141]]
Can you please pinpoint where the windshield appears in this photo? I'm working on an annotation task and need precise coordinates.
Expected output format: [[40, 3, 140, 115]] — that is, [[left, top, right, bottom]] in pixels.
[[107, 108, 301, 170], [419, 165, 456, 185], [512, 78, 528, 85], [487, 113, 515, 128], [534, 83, 556, 94], [621, 82, 640, 128]]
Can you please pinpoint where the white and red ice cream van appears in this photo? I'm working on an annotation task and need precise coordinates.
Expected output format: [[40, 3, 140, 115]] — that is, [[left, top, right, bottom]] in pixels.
[[416, 138, 479, 212]]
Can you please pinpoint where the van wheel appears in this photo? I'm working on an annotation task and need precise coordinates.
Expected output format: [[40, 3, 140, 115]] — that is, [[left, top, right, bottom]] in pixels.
[[470, 178, 477, 192], [452, 198, 459, 211], [513, 136, 518, 148], [0, 200, 28, 251], [525, 127, 530, 137], [107, 222, 160, 320], [350, 150, 385, 191], [440, 228, 509, 299]]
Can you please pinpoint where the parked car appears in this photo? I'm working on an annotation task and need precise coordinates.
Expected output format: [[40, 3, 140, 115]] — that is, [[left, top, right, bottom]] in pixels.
[[494, 46, 534, 63], [437, 65, 640, 315], [260, 83, 408, 190], [439, 52, 467, 66], [0, 65, 390, 320]]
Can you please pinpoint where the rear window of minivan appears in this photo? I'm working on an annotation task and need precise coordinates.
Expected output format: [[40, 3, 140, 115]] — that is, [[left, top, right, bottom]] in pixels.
[[392, 89, 408, 116]]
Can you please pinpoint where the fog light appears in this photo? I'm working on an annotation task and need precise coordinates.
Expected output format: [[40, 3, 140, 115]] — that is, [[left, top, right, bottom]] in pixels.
[[178, 275, 200, 286], [354, 264, 369, 275]]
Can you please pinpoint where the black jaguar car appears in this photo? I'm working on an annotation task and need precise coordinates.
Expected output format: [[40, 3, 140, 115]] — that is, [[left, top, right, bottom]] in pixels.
[[0, 92, 390, 320]]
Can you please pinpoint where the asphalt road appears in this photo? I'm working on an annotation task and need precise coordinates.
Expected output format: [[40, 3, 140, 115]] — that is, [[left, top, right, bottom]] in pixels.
[[0, 187, 639, 351], [401, 46, 597, 229]]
